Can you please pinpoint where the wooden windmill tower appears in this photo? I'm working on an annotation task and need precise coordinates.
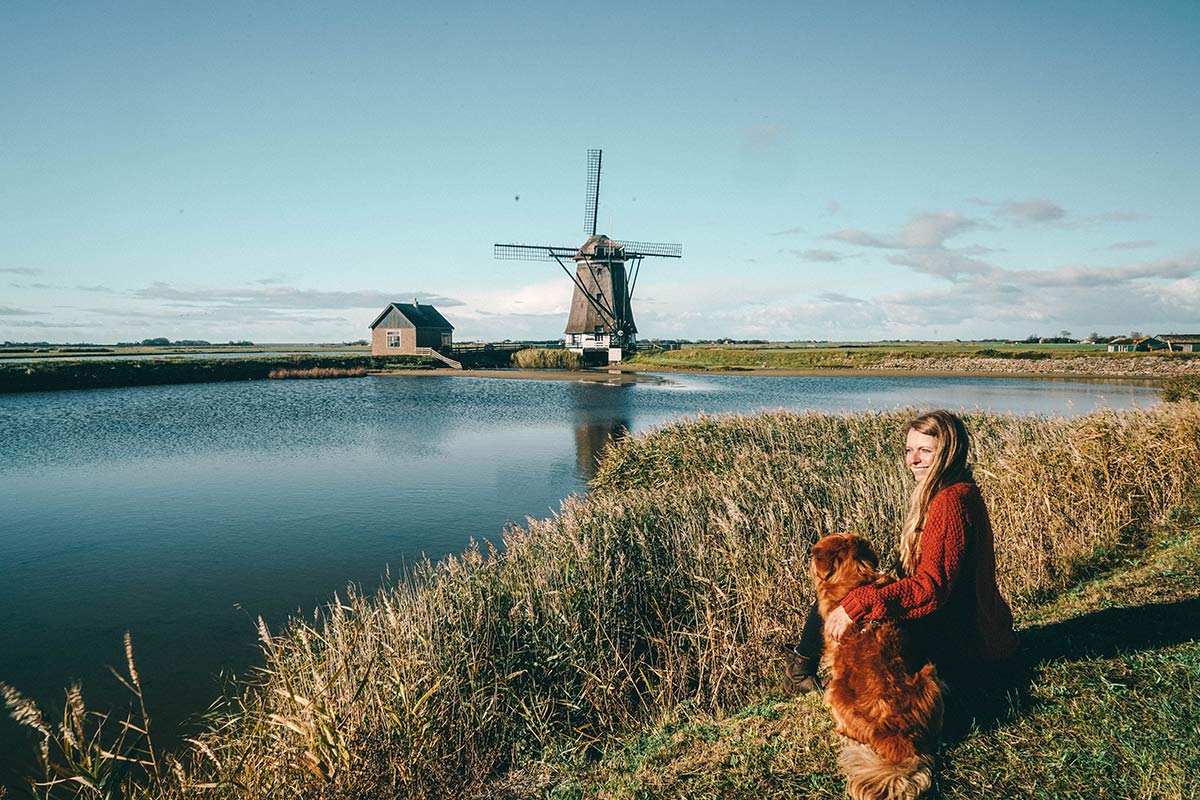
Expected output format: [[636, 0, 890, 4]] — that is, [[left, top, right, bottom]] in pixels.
[[495, 149, 682, 364]]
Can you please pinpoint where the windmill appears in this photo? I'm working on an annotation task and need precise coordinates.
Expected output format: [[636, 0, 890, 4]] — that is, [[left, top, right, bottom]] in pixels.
[[495, 149, 682, 364]]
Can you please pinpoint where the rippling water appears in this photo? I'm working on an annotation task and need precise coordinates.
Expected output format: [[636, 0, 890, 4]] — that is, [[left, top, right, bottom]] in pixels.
[[0, 372, 1158, 775]]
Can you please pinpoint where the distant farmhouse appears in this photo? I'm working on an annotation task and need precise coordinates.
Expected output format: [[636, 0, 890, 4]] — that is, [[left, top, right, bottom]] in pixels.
[[370, 301, 454, 356], [1159, 333, 1200, 352], [1107, 335, 1168, 353]]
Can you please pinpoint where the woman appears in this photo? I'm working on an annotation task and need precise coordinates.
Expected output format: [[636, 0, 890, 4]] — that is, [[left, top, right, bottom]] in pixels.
[[786, 410, 1018, 696]]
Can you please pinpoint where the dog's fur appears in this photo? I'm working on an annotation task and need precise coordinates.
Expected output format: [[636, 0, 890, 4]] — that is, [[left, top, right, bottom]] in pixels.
[[810, 534, 943, 800]]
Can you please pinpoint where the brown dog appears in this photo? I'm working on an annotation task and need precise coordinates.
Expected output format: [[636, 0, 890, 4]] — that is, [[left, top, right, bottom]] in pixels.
[[810, 534, 943, 800]]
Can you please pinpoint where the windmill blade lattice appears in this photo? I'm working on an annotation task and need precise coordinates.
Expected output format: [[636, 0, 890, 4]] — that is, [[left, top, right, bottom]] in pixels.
[[584, 149, 602, 236], [494, 244, 579, 262], [619, 240, 683, 259]]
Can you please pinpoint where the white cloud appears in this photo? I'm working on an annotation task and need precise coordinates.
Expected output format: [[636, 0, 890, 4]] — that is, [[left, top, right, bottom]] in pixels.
[[1104, 240, 1156, 251], [454, 279, 570, 318], [132, 283, 465, 310], [1013, 256, 1199, 288], [868, 253, 1200, 337], [996, 199, 1067, 224], [640, 298, 889, 340], [977, 197, 1142, 228], [901, 211, 982, 248], [828, 211, 983, 250], [1158, 277, 1200, 309], [251, 274, 293, 286], [786, 249, 852, 263], [817, 292, 868, 304], [887, 249, 996, 280], [829, 228, 895, 248], [2, 319, 92, 329]]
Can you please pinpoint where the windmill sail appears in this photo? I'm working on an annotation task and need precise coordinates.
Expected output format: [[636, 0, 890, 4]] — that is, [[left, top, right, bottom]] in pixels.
[[584, 149, 602, 236], [494, 244, 579, 262], [618, 240, 683, 258]]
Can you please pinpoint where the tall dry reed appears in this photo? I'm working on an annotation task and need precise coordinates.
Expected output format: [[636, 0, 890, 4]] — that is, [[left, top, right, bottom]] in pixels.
[[512, 349, 582, 370], [267, 367, 368, 379], [7, 406, 1200, 799]]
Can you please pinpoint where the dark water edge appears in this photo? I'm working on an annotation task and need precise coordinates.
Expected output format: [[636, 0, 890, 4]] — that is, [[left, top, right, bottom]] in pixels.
[[0, 373, 1160, 783], [0, 353, 437, 392]]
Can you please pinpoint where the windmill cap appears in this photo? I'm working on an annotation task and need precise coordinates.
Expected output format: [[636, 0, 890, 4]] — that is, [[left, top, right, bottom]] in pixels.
[[576, 234, 625, 258]]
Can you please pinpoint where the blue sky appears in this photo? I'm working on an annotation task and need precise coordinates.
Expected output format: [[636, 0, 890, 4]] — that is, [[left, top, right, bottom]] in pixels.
[[2, 1, 1198, 343]]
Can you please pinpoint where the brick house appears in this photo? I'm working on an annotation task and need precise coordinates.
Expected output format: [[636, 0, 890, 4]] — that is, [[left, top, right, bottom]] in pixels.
[[369, 302, 454, 356]]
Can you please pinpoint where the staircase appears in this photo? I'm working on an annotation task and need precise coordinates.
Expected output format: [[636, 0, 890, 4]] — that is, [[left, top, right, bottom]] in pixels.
[[416, 347, 463, 370]]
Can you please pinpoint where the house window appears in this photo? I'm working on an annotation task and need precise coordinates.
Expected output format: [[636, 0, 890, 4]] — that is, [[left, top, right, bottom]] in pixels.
[[386, 330, 402, 348]]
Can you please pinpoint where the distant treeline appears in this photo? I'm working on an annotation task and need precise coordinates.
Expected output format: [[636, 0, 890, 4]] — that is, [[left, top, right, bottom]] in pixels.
[[4, 339, 259, 348], [0, 354, 436, 393]]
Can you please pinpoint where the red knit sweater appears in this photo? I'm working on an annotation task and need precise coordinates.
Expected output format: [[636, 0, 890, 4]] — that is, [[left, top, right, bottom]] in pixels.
[[840, 481, 1018, 664]]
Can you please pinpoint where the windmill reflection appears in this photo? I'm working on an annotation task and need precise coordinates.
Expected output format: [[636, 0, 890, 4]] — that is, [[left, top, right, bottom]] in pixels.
[[568, 381, 632, 481]]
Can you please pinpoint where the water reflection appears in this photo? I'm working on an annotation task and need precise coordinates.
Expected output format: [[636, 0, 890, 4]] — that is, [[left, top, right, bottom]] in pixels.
[[567, 381, 632, 480]]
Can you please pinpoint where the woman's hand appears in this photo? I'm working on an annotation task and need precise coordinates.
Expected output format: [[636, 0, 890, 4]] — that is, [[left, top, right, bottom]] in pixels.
[[824, 606, 855, 642]]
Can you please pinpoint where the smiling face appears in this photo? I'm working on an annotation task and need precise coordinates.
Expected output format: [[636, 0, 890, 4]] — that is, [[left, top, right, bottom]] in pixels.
[[905, 428, 939, 484]]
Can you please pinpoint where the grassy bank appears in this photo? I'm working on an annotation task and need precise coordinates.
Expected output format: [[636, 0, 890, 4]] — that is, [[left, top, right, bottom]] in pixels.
[[0, 354, 434, 393], [543, 505, 1200, 799], [626, 343, 1103, 370], [0, 344, 369, 360], [5, 406, 1200, 798], [626, 343, 1200, 378]]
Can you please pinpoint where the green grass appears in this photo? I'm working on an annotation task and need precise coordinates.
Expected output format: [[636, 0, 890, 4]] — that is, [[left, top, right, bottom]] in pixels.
[[625, 343, 1195, 372], [5, 406, 1200, 798]]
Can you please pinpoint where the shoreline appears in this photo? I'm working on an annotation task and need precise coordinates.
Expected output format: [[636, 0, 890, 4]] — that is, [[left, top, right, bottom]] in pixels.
[[3, 353, 1183, 394], [371, 365, 1165, 387]]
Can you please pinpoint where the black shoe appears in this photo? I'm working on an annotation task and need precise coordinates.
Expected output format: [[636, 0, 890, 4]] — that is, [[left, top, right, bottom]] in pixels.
[[780, 646, 821, 695]]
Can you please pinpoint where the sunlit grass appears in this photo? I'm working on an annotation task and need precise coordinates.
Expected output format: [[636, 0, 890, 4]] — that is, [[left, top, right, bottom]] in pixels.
[[512, 349, 583, 369], [558, 507, 1200, 800]]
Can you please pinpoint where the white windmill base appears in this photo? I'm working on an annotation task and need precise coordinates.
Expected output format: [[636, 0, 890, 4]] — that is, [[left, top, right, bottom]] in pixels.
[[566, 333, 626, 365]]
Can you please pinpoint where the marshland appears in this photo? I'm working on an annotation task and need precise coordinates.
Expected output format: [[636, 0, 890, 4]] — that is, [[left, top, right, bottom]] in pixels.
[[1, 372, 1197, 798]]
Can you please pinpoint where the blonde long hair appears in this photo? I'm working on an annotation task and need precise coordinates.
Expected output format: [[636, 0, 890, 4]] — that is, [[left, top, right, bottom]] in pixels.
[[898, 410, 974, 575]]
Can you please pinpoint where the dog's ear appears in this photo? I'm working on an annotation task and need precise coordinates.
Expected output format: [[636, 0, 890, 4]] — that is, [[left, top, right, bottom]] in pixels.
[[844, 535, 881, 580], [810, 534, 847, 582]]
